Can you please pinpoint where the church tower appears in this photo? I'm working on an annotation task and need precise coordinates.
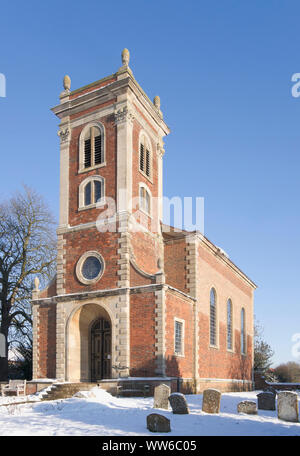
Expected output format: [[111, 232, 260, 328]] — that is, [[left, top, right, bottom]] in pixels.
[[33, 49, 171, 382], [32, 49, 255, 394]]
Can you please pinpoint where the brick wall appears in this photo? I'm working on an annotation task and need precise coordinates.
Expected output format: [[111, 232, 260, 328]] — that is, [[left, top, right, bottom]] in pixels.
[[165, 290, 194, 378], [196, 241, 254, 381], [164, 238, 188, 293], [37, 303, 57, 378], [130, 291, 156, 376], [63, 229, 119, 294], [68, 110, 116, 227]]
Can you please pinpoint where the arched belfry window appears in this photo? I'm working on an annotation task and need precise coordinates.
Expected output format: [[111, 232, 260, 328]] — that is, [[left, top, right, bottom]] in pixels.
[[79, 123, 105, 172], [210, 288, 217, 346], [139, 133, 152, 179], [79, 176, 105, 210]]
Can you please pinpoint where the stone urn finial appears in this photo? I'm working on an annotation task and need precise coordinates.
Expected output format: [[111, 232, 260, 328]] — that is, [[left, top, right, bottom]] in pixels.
[[153, 95, 161, 110], [34, 276, 40, 291], [121, 48, 130, 66], [63, 75, 71, 91]]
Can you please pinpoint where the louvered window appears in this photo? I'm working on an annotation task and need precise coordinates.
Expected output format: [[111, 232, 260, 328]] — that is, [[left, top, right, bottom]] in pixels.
[[94, 134, 102, 165], [140, 143, 145, 172], [84, 139, 91, 168], [83, 126, 103, 169], [210, 288, 217, 346], [227, 299, 233, 350], [139, 135, 151, 178]]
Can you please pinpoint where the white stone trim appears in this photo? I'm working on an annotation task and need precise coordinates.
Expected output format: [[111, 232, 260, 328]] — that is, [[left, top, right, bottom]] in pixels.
[[154, 285, 166, 375], [185, 235, 199, 382], [75, 250, 105, 285], [57, 234, 66, 295], [32, 304, 40, 379]]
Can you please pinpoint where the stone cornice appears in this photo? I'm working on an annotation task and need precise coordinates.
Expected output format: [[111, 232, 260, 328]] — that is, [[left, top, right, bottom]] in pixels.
[[31, 283, 195, 305], [51, 72, 170, 136]]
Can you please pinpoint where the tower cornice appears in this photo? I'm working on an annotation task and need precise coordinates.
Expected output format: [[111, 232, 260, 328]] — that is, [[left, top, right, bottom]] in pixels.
[[51, 72, 170, 136]]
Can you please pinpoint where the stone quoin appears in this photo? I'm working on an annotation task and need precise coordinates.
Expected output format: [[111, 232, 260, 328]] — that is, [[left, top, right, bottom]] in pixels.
[[31, 49, 256, 394]]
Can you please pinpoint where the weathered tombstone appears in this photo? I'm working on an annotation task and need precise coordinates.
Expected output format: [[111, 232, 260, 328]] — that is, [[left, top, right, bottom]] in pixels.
[[154, 384, 170, 410], [237, 401, 258, 415], [257, 391, 276, 411], [147, 413, 171, 433], [168, 393, 190, 414], [202, 389, 221, 414], [277, 391, 299, 423], [0, 333, 5, 358]]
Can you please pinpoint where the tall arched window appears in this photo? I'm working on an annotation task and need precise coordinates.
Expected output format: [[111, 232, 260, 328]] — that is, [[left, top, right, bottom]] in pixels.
[[227, 299, 233, 350], [139, 134, 152, 179], [210, 288, 217, 346], [79, 123, 105, 172], [84, 126, 103, 168], [241, 308, 246, 354]]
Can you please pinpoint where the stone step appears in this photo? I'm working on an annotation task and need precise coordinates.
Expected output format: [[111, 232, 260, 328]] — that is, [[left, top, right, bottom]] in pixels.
[[40, 383, 98, 402]]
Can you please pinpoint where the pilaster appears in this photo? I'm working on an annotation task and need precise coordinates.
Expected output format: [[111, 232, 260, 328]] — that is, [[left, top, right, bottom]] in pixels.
[[186, 234, 200, 388]]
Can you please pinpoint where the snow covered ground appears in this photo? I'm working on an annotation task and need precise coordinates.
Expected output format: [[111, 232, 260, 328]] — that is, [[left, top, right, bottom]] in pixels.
[[0, 388, 299, 436]]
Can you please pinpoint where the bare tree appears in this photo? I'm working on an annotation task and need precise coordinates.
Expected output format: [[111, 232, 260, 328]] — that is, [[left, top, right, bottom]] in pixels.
[[0, 186, 56, 380]]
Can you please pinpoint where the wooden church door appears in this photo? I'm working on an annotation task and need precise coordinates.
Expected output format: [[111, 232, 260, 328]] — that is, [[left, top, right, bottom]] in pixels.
[[91, 318, 111, 381]]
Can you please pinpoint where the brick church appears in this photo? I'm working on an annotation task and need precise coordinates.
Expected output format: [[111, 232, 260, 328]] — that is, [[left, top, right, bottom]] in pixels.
[[31, 49, 256, 393]]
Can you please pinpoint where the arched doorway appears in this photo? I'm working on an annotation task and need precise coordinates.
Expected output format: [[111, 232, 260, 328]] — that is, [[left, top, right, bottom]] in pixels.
[[66, 303, 113, 382], [90, 318, 111, 381]]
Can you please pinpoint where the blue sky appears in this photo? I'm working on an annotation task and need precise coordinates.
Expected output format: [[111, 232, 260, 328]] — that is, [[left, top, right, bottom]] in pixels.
[[0, 0, 299, 366]]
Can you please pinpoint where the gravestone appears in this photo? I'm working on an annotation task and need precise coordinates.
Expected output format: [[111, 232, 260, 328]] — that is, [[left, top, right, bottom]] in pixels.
[[147, 413, 171, 433], [237, 401, 257, 415], [0, 333, 5, 358], [168, 393, 190, 414], [257, 391, 276, 411], [277, 391, 299, 423], [154, 384, 170, 410], [202, 389, 221, 414]]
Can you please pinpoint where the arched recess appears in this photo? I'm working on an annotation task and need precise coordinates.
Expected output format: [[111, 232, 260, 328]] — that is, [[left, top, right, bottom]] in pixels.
[[65, 303, 115, 382]]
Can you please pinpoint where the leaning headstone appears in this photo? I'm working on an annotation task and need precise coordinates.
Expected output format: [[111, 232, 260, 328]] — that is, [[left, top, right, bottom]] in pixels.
[[277, 391, 299, 423], [168, 393, 190, 414], [257, 391, 276, 411], [154, 384, 170, 410], [237, 401, 257, 415], [202, 389, 221, 414], [147, 413, 171, 433]]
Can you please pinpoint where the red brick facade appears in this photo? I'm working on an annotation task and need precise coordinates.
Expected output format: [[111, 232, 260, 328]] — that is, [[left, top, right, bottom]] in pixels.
[[32, 51, 256, 393]]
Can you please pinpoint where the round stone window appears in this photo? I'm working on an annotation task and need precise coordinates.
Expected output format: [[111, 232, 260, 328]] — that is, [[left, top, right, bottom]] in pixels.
[[76, 251, 104, 285]]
